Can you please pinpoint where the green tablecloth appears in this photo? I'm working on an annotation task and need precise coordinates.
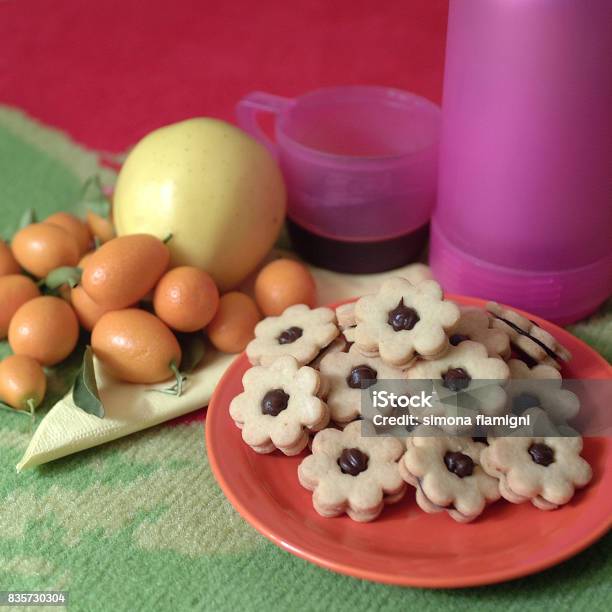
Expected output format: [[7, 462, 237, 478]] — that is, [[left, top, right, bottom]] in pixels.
[[0, 106, 610, 612]]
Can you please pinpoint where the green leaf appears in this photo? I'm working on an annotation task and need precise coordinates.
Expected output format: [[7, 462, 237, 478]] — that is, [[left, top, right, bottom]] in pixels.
[[81, 176, 111, 219], [41, 266, 82, 290], [148, 375, 187, 396], [147, 361, 187, 397], [0, 339, 12, 361], [13, 208, 37, 236], [169, 361, 184, 396], [72, 346, 104, 418], [177, 333, 206, 373], [43, 339, 87, 409]]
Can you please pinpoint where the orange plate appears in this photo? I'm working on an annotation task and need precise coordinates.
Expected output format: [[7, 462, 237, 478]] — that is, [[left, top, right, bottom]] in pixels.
[[206, 295, 612, 588]]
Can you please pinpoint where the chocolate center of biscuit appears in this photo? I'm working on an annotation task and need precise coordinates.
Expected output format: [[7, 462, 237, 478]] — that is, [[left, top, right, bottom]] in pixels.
[[512, 393, 540, 415], [346, 365, 378, 389], [338, 448, 369, 476], [442, 367, 471, 392], [444, 451, 474, 478], [528, 443, 555, 466], [278, 326, 303, 345], [449, 334, 469, 346], [261, 389, 290, 416], [387, 298, 419, 332]]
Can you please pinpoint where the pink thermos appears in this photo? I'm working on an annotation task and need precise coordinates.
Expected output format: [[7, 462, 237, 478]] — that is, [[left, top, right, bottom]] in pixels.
[[430, 0, 612, 324]]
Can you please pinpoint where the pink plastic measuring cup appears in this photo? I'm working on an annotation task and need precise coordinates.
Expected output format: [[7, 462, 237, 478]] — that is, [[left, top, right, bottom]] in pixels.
[[236, 86, 440, 273]]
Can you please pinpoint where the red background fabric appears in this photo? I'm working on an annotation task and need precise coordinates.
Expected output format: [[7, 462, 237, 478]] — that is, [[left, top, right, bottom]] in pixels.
[[0, 0, 448, 153]]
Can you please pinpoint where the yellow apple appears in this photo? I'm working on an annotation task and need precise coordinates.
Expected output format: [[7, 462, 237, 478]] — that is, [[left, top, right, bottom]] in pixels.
[[113, 118, 286, 291]]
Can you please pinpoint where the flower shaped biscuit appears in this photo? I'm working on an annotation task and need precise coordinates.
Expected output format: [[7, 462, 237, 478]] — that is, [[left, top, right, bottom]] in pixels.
[[451, 307, 510, 359], [354, 278, 460, 367], [298, 420, 406, 522], [319, 344, 408, 424], [406, 341, 510, 430], [507, 359, 580, 424], [246, 304, 338, 366], [400, 426, 500, 522], [230, 356, 329, 455], [486, 302, 571, 369], [480, 435, 592, 509]]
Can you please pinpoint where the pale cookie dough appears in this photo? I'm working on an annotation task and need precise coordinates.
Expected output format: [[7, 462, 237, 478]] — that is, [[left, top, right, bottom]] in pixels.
[[507, 359, 580, 423], [298, 420, 406, 522], [246, 304, 338, 366], [490, 406, 579, 438], [335, 302, 356, 330], [400, 427, 500, 522], [406, 341, 510, 429], [342, 326, 357, 344], [360, 417, 414, 447], [480, 435, 592, 509], [319, 344, 408, 424], [230, 356, 329, 455], [486, 302, 571, 369], [335, 302, 357, 346], [452, 307, 510, 359], [354, 278, 460, 367], [308, 334, 351, 370]]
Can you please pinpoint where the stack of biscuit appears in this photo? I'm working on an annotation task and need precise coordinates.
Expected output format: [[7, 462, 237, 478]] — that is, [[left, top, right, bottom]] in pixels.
[[228, 276, 592, 523]]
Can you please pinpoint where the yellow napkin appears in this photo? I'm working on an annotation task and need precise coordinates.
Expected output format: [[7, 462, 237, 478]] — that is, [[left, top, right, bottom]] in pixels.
[[17, 261, 432, 470], [16, 351, 235, 471]]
